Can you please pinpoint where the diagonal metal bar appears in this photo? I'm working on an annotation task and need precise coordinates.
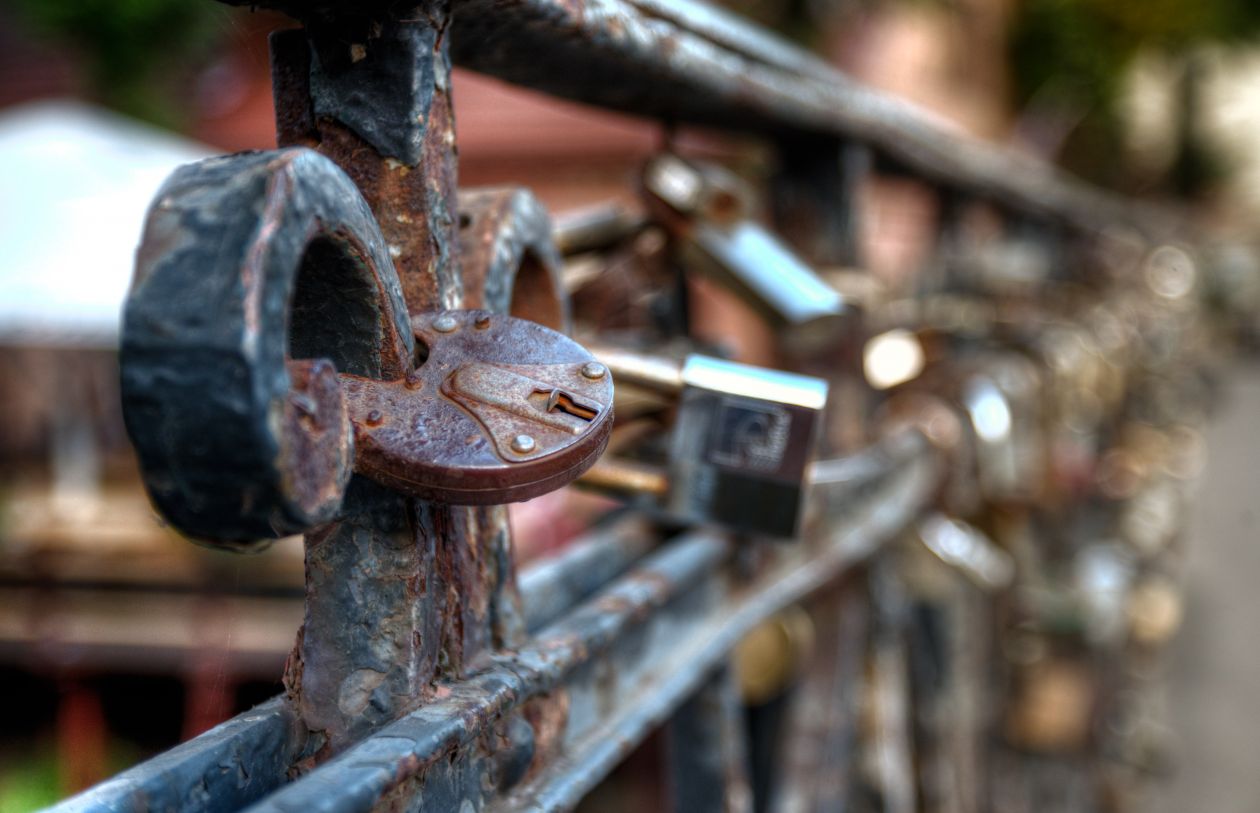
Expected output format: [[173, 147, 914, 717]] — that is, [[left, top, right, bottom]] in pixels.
[[449, 0, 1175, 237], [237, 432, 937, 813], [43, 516, 657, 813], [56, 435, 930, 813]]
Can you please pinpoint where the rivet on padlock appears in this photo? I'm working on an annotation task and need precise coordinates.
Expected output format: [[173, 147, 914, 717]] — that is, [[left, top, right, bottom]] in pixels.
[[578, 347, 828, 539]]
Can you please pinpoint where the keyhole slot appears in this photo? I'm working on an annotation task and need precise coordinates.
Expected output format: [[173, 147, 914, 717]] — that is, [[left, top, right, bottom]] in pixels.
[[532, 388, 598, 422]]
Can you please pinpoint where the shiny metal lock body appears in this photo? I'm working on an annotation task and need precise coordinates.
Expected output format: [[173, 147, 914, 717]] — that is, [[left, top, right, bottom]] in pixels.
[[642, 154, 846, 339], [958, 353, 1045, 503], [914, 513, 1014, 592], [667, 355, 828, 538]]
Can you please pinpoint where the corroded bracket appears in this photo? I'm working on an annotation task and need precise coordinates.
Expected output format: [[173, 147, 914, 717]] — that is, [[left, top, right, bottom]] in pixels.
[[121, 0, 586, 764], [458, 187, 570, 332], [122, 149, 413, 549]]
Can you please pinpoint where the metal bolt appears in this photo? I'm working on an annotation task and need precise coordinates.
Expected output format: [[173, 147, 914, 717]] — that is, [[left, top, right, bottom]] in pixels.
[[433, 314, 458, 333], [580, 361, 607, 380], [510, 434, 536, 454]]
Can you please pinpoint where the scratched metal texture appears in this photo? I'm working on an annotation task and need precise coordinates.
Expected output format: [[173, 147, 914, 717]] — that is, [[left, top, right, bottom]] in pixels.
[[61, 0, 1182, 809], [120, 149, 413, 549], [446, 0, 1174, 238], [49, 434, 934, 812], [246, 433, 935, 812]]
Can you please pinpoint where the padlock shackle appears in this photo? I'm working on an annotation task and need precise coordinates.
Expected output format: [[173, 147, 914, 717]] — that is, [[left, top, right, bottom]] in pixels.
[[589, 346, 687, 395], [578, 458, 670, 499]]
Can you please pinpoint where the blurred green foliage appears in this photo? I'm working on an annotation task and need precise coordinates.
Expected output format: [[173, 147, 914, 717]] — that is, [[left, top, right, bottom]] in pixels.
[[0, 739, 144, 811], [0, 746, 60, 812], [1011, 0, 1260, 194], [10, 0, 226, 125]]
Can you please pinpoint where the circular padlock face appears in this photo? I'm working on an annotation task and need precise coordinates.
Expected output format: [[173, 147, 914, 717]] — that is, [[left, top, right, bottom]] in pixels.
[[340, 310, 614, 504]]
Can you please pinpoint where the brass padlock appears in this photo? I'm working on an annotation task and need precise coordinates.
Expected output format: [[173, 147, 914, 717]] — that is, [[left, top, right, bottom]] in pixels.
[[733, 606, 816, 705], [1005, 657, 1096, 753], [1126, 576, 1183, 648]]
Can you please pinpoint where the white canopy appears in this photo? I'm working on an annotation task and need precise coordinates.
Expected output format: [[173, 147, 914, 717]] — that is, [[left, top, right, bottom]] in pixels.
[[0, 100, 213, 347]]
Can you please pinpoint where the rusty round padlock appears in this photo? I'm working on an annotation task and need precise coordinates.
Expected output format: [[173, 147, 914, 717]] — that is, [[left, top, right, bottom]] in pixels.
[[122, 148, 611, 549], [341, 309, 614, 504]]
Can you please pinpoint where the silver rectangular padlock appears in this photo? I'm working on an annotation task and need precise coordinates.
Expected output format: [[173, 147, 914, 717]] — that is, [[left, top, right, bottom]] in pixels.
[[669, 355, 829, 538], [584, 348, 829, 538], [642, 154, 847, 342]]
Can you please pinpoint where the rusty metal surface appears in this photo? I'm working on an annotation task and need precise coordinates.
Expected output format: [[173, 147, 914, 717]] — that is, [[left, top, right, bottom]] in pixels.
[[262, 5, 536, 767], [44, 436, 927, 813], [518, 514, 657, 631], [270, 17, 461, 312], [340, 310, 613, 504], [120, 148, 412, 549], [45, 519, 659, 813], [51, 697, 303, 813], [448, 0, 1172, 237], [227, 432, 934, 812], [458, 188, 569, 331], [77, 0, 1206, 810]]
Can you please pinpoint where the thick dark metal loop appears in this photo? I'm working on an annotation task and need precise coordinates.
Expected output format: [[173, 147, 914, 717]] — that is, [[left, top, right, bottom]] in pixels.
[[458, 187, 570, 331], [121, 148, 414, 550]]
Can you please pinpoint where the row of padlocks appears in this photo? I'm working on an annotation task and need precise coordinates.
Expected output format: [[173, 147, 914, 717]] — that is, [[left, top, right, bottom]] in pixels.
[[109, 136, 1229, 811], [45, 0, 1249, 805], [543, 153, 1218, 811]]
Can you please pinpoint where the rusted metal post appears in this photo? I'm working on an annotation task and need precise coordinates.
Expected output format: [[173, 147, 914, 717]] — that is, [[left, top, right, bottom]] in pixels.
[[257, 1, 525, 761], [770, 585, 870, 813], [664, 667, 753, 813]]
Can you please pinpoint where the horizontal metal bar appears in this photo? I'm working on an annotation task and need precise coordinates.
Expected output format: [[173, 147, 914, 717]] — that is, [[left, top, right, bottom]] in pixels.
[[45, 519, 661, 813], [46, 438, 937, 811], [519, 512, 659, 631], [49, 697, 303, 813], [242, 433, 938, 813], [498, 438, 938, 812], [450, 0, 1171, 236], [246, 531, 732, 813]]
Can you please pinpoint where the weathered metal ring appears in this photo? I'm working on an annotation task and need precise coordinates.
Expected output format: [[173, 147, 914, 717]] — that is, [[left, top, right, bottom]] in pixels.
[[121, 149, 413, 550], [458, 187, 569, 331]]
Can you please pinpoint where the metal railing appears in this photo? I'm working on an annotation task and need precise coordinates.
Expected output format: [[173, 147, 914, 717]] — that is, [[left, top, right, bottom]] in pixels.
[[51, 1, 1209, 811]]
